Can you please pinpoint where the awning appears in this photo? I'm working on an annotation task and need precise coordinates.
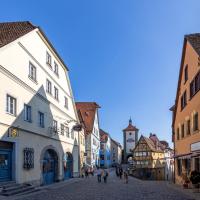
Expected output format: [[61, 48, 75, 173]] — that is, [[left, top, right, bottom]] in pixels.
[[174, 153, 192, 159], [191, 151, 200, 157]]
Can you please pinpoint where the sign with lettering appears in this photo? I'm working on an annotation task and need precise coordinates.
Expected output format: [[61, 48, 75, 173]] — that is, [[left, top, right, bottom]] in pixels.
[[191, 141, 200, 152]]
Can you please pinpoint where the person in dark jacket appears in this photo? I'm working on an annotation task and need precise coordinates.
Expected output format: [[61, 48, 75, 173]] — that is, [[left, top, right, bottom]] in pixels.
[[119, 167, 123, 179]]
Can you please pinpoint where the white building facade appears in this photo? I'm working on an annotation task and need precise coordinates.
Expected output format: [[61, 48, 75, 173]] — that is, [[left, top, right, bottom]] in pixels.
[[76, 102, 100, 168], [164, 148, 174, 181], [0, 21, 81, 185], [111, 138, 122, 165], [100, 129, 111, 168]]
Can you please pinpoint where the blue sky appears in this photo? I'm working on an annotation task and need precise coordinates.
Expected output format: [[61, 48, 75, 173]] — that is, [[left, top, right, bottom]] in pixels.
[[1, 0, 200, 146]]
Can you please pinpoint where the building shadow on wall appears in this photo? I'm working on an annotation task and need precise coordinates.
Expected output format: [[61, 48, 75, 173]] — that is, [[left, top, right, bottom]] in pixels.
[[0, 85, 78, 185]]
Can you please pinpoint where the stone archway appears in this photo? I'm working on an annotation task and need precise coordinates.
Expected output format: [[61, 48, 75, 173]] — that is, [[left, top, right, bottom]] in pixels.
[[64, 152, 73, 179], [40, 145, 59, 185]]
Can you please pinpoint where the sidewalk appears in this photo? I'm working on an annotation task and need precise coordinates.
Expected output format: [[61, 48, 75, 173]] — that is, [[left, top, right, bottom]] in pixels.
[[166, 182, 200, 200]]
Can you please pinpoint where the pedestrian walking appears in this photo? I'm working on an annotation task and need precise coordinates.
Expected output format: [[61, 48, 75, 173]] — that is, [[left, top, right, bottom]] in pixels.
[[119, 167, 123, 179], [115, 166, 119, 177], [97, 167, 102, 183], [124, 171, 128, 184], [103, 169, 109, 183], [85, 168, 89, 178], [81, 167, 84, 178]]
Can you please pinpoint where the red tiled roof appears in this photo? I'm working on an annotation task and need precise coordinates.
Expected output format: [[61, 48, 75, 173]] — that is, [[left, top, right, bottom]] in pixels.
[[100, 129, 109, 142], [123, 123, 138, 132], [0, 21, 69, 71], [111, 138, 122, 148], [75, 102, 100, 134], [0, 21, 37, 48]]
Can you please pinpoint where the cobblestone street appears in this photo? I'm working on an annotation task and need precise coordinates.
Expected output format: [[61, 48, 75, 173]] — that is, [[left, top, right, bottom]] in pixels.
[[8, 171, 197, 200]]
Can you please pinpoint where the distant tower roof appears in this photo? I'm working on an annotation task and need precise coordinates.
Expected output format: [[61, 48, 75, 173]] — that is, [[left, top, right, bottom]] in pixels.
[[123, 118, 139, 132], [129, 117, 132, 125]]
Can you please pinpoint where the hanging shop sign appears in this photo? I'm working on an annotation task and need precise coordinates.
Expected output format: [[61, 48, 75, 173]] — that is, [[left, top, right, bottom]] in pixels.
[[7, 127, 19, 137]]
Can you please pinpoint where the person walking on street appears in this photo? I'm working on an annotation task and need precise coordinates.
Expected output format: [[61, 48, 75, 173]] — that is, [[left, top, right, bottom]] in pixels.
[[85, 168, 89, 178], [115, 166, 119, 177], [119, 167, 123, 179], [103, 169, 109, 183], [97, 167, 102, 183], [124, 170, 128, 184]]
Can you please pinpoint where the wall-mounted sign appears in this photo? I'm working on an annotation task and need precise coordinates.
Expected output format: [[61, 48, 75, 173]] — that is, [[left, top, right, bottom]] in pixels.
[[127, 138, 135, 143], [8, 127, 19, 137], [191, 141, 200, 152]]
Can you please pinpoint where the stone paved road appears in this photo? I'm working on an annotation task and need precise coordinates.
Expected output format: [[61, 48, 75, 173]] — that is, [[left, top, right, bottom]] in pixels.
[[14, 172, 196, 200]]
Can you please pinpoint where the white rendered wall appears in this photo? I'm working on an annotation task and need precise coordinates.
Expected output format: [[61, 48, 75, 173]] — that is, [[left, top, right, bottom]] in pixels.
[[0, 29, 80, 184], [125, 131, 136, 153]]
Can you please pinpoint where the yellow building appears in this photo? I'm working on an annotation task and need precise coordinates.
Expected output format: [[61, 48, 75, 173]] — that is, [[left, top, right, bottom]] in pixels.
[[132, 134, 165, 180]]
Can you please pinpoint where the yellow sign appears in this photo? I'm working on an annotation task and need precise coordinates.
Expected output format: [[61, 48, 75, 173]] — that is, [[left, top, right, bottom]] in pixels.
[[8, 127, 19, 137]]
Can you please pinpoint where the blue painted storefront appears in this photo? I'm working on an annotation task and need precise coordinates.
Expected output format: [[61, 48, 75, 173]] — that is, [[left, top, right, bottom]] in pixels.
[[64, 153, 73, 179], [0, 149, 12, 182], [42, 149, 58, 185], [100, 149, 111, 168]]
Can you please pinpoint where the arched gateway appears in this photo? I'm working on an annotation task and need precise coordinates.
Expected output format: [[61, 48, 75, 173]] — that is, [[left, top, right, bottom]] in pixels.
[[64, 152, 73, 179], [42, 149, 58, 185]]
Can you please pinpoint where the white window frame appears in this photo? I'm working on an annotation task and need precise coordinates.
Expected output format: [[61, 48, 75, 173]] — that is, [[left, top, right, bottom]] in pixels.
[[29, 62, 37, 82], [54, 86, 59, 100], [54, 61, 59, 76], [24, 104, 32, 122], [6, 94, 16, 116], [46, 79, 52, 94], [46, 51, 52, 67], [38, 111, 45, 128], [64, 96, 68, 109]]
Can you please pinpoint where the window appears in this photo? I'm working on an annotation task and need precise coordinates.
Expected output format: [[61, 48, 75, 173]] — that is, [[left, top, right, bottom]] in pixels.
[[24, 104, 31, 122], [46, 52, 52, 66], [23, 148, 34, 169], [177, 128, 180, 140], [65, 126, 70, 137], [190, 71, 200, 98], [29, 62, 37, 82], [71, 130, 74, 139], [6, 95, 16, 115], [142, 152, 147, 156], [187, 120, 191, 135], [38, 112, 44, 128], [181, 91, 187, 110], [181, 123, 184, 138], [129, 132, 132, 135], [195, 158, 200, 172], [184, 65, 188, 83], [53, 120, 58, 132], [54, 87, 59, 100], [54, 62, 59, 76], [177, 159, 182, 176], [193, 112, 199, 131], [64, 97, 68, 109], [184, 159, 191, 175], [60, 124, 64, 135], [46, 79, 52, 94]]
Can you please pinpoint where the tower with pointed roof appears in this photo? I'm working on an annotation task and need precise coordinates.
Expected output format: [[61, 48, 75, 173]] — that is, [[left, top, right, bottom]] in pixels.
[[123, 118, 139, 163]]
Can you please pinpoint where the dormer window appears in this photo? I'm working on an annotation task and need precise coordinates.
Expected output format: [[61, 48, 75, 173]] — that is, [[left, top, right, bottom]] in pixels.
[[46, 51, 52, 67]]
